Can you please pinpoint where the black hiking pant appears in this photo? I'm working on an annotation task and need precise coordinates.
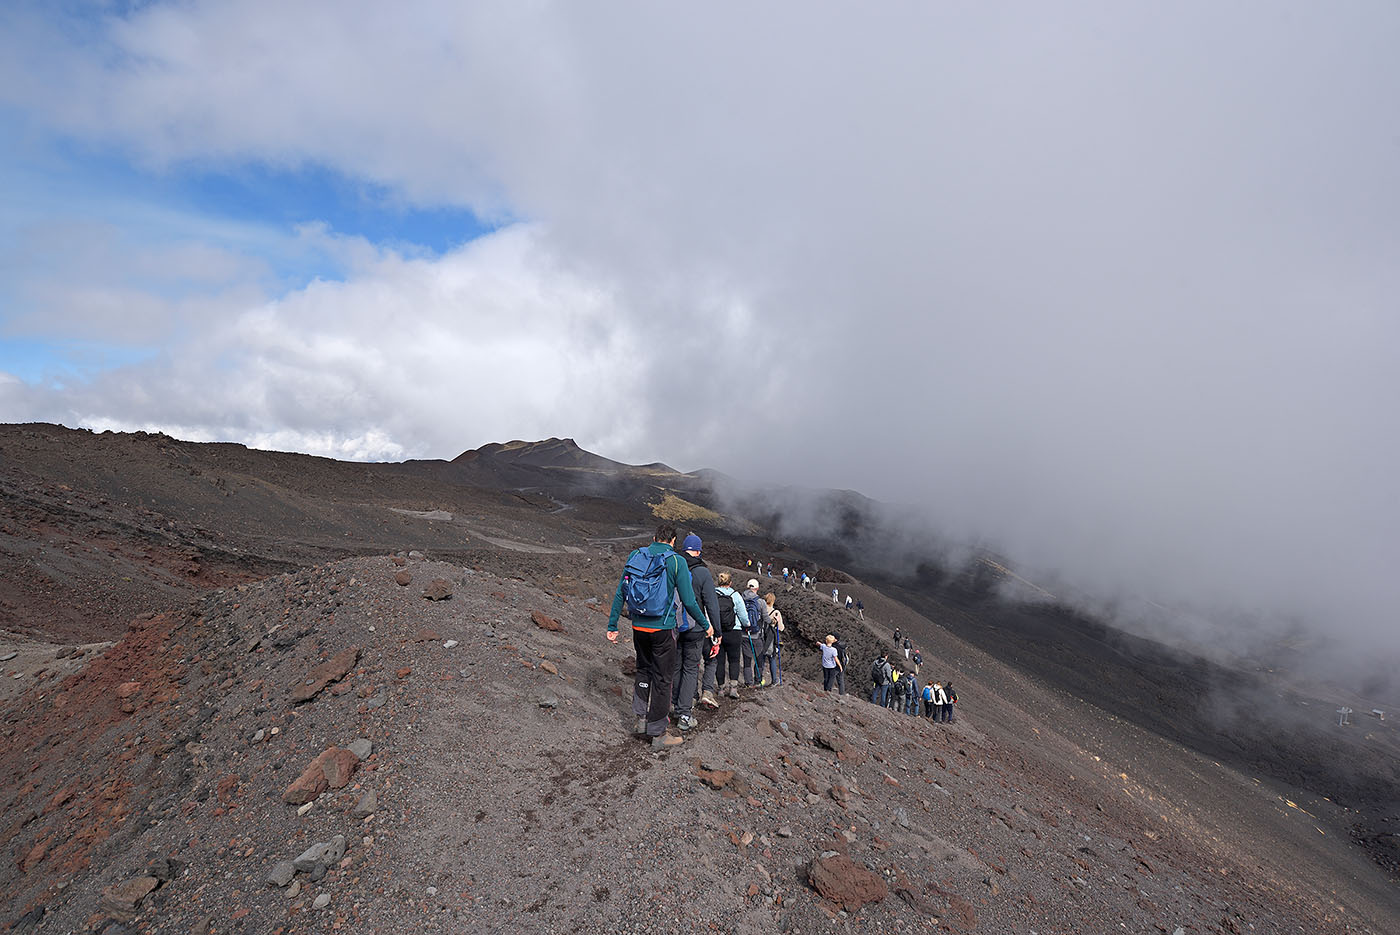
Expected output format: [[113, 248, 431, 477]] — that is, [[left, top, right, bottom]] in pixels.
[[633, 628, 677, 737], [670, 627, 706, 717], [717, 630, 744, 686], [700, 638, 719, 694]]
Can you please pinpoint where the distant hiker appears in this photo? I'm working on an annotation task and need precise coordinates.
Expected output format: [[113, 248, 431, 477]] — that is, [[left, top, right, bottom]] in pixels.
[[831, 587, 839, 604], [713, 572, 750, 699], [844, 594, 853, 610], [742, 579, 768, 686], [921, 682, 936, 719], [820, 634, 843, 692], [766, 561, 773, 577], [782, 566, 789, 583], [931, 681, 950, 722], [870, 653, 893, 706], [761, 592, 784, 686], [855, 599, 864, 620], [911, 649, 922, 675], [903, 637, 912, 660], [942, 681, 957, 722], [904, 671, 921, 716], [800, 572, 810, 590], [832, 634, 850, 694], [892, 670, 909, 712], [893, 627, 901, 643], [607, 523, 709, 746], [672, 534, 719, 729], [746, 558, 753, 569]]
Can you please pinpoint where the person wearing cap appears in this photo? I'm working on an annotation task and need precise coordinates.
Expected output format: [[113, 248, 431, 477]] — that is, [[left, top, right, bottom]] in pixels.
[[740, 578, 769, 687], [671, 533, 719, 727], [820, 634, 842, 692]]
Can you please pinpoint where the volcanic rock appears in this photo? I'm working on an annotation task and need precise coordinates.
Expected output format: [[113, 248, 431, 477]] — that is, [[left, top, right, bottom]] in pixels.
[[394, 570, 412, 586], [282, 747, 359, 804], [289, 647, 360, 704], [97, 876, 160, 922], [421, 578, 453, 600], [807, 854, 887, 910], [531, 610, 563, 631]]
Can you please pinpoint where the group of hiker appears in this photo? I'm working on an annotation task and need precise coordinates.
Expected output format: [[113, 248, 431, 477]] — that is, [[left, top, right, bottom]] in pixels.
[[868, 651, 957, 720], [606, 523, 958, 747], [609, 525, 785, 747]]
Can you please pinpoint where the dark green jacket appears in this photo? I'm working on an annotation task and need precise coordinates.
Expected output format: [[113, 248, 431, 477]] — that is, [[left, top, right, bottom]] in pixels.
[[607, 542, 707, 633]]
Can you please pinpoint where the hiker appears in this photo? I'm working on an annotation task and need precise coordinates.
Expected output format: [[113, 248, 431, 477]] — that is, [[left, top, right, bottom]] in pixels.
[[832, 634, 850, 694], [713, 572, 750, 699], [831, 587, 839, 604], [741, 578, 768, 686], [844, 594, 853, 610], [766, 561, 773, 577], [921, 681, 936, 718], [903, 636, 912, 660], [672, 534, 720, 727], [905, 670, 921, 716], [855, 598, 864, 620], [606, 523, 710, 746], [892, 669, 909, 712], [761, 592, 784, 686], [820, 634, 842, 692], [782, 566, 789, 583], [942, 681, 957, 722], [869, 653, 893, 706], [931, 681, 949, 721], [893, 627, 901, 643], [911, 648, 922, 675]]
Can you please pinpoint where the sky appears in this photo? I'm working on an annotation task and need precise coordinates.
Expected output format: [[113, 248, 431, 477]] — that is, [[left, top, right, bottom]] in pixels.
[[1, 1, 1398, 653]]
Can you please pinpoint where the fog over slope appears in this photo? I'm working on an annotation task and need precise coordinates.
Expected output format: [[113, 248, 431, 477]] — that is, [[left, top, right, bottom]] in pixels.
[[1, 3, 1397, 658]]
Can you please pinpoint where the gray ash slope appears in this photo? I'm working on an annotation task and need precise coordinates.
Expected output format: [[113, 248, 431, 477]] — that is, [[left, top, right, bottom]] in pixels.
[[0, 424, 1396, 933]]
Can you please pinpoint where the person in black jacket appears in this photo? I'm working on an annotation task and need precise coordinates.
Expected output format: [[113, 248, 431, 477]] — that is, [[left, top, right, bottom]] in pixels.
[[672, 534, 719, 728]]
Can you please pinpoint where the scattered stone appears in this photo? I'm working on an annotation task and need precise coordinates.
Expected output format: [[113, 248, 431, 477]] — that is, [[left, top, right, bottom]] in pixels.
[[0, 651, 17, 662], [421, 578, 453, 601], [115, 681, 142, 699], [366, 695, 387, 710], [313, 893, 331, 909], [353, 789, 378, 818], [282, 747, 359, 804], [347, 738, 373, 761], [443, 639, 460, 649], [321, 749, 360, 788], [777, 826, 793, 838], [814, 731, 848, 754], [531, 610, 564, 632], [56, 645, 78, 659], [396, 667, 413, 679], [539, 660, 558, 675], [894, 806, 911, 829], [391, 555, 407, 566], [807, 854, 887, 911], [308, 862, 328, 882], [98, 876, 161, 923], [293, 835, 347, 872], [251, 729, 265, 743], [267, 861, 296, 887], [290, 647, 361, 704], [408, 550, 424, 560], [695, 765, 735, 790], [286, 880, 301, 898], [394, 571, 412, 586], [297, 801, 315, 816], [538, 694, 559, 709]]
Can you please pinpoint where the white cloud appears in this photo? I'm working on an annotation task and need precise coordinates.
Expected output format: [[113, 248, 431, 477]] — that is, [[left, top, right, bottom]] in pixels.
[[1, 1, 1398, 653]]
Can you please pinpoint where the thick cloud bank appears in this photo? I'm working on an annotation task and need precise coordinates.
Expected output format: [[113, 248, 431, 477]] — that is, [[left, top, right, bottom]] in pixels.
[[1, 2, 1398, 654]]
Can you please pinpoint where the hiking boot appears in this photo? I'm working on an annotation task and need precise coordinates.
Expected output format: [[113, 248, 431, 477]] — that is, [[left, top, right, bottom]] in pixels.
[[677, 714, 699, 731], [651, 732, 684, 749], [699, 690, 719, 709], [726, 684, 740, 699]]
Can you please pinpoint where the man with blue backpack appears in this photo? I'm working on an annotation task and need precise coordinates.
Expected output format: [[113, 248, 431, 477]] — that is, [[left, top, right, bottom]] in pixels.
[[607, 523, 711, 747]]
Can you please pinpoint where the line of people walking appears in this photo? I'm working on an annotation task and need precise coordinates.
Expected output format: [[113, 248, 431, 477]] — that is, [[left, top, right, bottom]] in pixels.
[[607, 525, 785, 747], [869, 650, 958, 721]]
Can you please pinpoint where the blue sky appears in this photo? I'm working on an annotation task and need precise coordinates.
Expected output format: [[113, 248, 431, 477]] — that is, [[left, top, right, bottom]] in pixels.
[[0, 107, 498, 382]]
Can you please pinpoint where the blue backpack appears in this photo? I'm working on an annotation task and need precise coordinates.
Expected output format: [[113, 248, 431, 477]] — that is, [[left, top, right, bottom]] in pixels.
[[623, 548, 674, 617]]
